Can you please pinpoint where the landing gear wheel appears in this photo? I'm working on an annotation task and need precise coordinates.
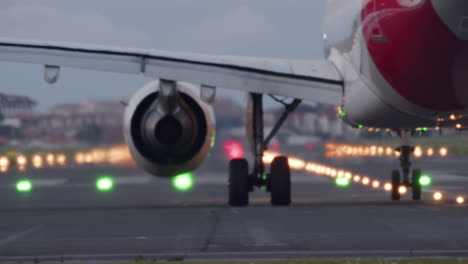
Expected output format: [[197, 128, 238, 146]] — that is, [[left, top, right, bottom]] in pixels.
[[228, 159, 249, 207], [391, 170, 401, 201], [270, 156, 291, 206], [412, 169, 422, 201]]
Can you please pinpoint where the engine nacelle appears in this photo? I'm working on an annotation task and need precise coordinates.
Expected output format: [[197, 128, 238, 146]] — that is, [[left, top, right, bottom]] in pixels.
[[124, 80, 215, 177]]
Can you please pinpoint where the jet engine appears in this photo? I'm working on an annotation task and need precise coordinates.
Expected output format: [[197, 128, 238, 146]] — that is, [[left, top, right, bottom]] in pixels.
[[124, 80, 215, 177]]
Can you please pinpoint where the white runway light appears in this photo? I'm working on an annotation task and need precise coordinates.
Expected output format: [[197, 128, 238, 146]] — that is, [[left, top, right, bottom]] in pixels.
[[345, 172, 352, 180], [325, 143, 449, 159], [0, 156, 9, 167], [414, 146, 423, 158], [0, 156, 10, 172], [362, 177, 370, 185], [398, 186, 407, 194], [439, 147, 448, 157], [433, 192, 443, 201], [372, 180, 380, 189], [32, 154, 43, 169], [264, 150, 458, 204], [46, 153, 55, 166], [56, 154, 67, 166], [384, 183, 392, 191]]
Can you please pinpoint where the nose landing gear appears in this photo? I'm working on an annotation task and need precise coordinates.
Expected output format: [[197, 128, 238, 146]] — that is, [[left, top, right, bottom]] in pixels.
[[391, 131, 422, 201]]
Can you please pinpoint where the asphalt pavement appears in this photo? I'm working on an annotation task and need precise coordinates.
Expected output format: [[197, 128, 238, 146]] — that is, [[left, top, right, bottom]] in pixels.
[[1, 156, 468, 261]]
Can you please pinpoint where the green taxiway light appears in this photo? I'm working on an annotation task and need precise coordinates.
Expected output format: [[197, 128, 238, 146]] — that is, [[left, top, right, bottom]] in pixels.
[[335, 177, 350, 187], [338, 109, 347, 117], [419, 175, 432, 187], [210, 136, 216, 148], [96, 177, 114, 192], [16, 180, 32, 192], [173, 173, 194, 192]]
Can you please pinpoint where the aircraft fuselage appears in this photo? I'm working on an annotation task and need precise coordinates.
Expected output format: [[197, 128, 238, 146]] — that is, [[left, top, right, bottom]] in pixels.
[[325, 0, 468, 129]]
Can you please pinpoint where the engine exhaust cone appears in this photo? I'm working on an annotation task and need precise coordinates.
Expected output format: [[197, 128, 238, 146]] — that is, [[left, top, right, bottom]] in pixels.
[[155, 115, 183, 145]]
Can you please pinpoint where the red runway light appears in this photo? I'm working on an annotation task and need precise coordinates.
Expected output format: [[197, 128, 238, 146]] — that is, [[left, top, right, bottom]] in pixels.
[[223, 139, 245, 160]]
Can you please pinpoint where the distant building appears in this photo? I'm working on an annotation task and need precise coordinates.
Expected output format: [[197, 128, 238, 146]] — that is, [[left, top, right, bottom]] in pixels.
[[4, 99, 126, 147], [0, 93, 37, 119], [49, 99, 123, 117], [45, 99, 125, 144], [0, 93, 37, 144]]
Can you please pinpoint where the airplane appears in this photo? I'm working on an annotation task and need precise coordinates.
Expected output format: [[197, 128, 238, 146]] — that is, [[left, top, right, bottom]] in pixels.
[[0, 0, 467, 206]]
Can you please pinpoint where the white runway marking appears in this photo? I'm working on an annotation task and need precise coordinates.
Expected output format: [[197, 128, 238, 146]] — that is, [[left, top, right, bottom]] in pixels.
[[31, 179, 67, 187], [427, 171, 468, 182], [0, 225, 42, 247]]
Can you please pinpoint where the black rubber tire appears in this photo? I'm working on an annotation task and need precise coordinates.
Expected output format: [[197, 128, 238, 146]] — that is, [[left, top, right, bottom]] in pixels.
[[412, 169, 422, 201], [228, 159, 249, 207], [270, 156, 291, 206], [391, 170, 401, 201]]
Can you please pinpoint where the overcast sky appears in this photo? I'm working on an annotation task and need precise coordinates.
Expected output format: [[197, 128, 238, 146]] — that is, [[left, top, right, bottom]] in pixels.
[[0, 0, 327, 110]]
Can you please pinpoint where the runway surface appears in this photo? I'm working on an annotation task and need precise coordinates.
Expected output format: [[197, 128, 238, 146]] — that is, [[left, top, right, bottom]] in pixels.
[[1, 156, 468, 261]]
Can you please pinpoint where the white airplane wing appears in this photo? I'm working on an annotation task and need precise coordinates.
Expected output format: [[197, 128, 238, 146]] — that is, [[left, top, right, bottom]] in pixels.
[[0, 39, 343, 105]]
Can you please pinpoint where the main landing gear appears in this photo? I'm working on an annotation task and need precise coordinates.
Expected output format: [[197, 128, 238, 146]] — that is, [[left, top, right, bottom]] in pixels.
[[228, 93, 301, 207], [391, 130, 422, 201]]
